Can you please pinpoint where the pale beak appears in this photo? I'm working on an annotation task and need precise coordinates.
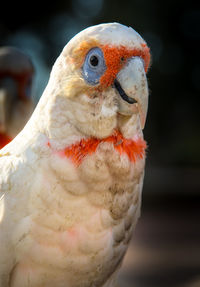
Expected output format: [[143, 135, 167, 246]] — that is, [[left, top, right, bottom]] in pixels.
[[114, 56, 149, 129]]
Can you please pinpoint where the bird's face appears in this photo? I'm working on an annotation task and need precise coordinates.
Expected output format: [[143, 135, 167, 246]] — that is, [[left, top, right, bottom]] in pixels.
[[44, 23, 150, 140]]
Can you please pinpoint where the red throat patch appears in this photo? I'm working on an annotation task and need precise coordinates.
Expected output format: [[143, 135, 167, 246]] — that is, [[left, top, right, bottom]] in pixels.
[[48, 130, 146, 166], [0, 133, 12, 149]]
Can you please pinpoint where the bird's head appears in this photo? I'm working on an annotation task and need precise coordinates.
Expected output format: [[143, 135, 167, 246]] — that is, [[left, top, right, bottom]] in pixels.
[[35, 23, 150, 142]]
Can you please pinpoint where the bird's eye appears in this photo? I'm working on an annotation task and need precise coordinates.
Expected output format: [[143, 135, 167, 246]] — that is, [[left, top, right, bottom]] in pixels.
[[82, 47, 106, 85], [89, 55, 99, 67]]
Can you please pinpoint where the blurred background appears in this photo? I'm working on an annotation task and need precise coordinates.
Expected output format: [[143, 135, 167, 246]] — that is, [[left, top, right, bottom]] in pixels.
[[0, 0, 199, 286]]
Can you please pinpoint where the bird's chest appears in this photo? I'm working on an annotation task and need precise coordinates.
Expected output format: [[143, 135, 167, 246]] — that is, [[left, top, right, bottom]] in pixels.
[[49, 140, 145, 210], [46, 141, 144, 263], [12, 142, 145, 287]]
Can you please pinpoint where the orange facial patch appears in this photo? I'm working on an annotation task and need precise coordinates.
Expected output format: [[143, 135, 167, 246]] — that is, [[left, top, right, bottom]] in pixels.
[[73, 40, 150, 90], [48, 130, 146, 166], [100, 44, 150, 88], [72, 39, 99, 68]]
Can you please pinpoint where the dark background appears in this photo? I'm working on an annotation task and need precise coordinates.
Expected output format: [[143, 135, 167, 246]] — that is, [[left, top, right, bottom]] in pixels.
[[1, 0, 200, 286]]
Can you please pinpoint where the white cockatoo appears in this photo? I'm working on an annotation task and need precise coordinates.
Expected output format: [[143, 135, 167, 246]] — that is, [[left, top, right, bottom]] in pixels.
[[0, 23, 150, 287]]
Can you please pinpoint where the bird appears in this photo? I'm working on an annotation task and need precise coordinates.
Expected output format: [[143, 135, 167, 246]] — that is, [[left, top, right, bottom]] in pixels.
[[0, 47, 34, 149], [0, 23, 150, 287]]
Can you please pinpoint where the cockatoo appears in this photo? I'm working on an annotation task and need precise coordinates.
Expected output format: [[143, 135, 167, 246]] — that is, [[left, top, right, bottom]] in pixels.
[[0, 47, 34, 149], [0, 23, 150, 287]]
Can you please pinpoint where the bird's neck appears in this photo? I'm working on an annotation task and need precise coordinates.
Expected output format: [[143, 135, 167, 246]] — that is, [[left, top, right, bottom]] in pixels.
[[47, 130, 147, 166]]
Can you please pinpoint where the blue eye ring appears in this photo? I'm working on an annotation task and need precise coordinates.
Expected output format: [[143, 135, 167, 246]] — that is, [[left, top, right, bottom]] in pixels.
[[82, 47, 106, 85]]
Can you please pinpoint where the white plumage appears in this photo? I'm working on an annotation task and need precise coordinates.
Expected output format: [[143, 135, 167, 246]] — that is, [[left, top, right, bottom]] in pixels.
[[0, 23, 150, 287]]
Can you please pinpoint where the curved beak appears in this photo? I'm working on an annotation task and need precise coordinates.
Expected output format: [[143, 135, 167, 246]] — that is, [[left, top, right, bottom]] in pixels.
[[114, 57, 149, 129]]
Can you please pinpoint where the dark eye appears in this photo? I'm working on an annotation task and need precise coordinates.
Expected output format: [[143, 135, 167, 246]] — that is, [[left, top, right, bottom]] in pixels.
[[89, 55, 99, 67], [82, 47, 106, 85]]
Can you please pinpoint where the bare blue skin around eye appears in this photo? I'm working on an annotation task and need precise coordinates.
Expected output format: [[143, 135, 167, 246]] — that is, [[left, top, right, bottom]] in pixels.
[[82, 47, 107, 85]]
